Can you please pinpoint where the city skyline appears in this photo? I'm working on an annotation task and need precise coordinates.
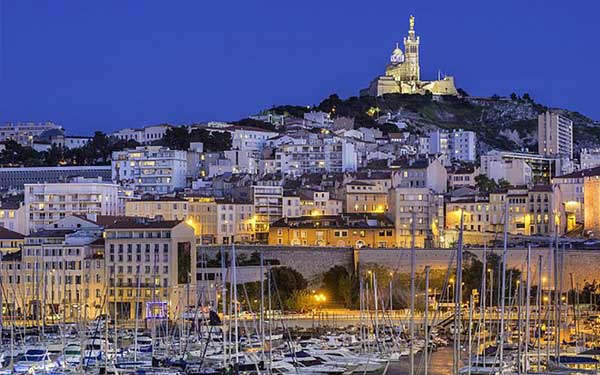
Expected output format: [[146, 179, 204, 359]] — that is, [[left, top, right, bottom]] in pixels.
[[1, 1, 599, 133]]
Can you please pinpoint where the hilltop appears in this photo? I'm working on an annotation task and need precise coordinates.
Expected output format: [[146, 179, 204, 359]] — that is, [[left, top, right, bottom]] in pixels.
[[268, 93, 600, 154]]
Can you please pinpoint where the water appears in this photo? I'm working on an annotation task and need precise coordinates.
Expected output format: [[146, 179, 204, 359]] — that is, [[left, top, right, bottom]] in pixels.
[[387, 347, 455, 375]]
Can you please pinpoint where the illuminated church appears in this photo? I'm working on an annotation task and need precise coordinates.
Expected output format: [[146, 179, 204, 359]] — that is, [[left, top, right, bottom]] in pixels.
[[360, 15, 458, 97]]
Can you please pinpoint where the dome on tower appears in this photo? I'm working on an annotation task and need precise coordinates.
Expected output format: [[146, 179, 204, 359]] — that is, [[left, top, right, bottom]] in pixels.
[[390, 43, 404, 64]]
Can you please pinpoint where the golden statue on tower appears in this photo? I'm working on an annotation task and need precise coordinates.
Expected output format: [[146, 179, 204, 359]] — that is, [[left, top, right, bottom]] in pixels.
[[360, 15, 457, 97]]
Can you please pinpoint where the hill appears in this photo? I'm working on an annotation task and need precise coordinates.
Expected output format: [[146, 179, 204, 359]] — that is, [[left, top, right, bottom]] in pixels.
[[269, 93, 600, 154]]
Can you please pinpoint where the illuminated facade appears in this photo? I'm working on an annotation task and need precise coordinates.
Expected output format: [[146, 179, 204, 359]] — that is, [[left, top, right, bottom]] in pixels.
[[344, 181, 388, 213], [269, 214, 395, 248], [361, 16, 458, 97], [112, 146, 189, 194]]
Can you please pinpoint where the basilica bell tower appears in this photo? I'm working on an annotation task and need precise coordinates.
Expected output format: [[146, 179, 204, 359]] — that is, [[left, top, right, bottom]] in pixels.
[[403, 15, 420, 81]]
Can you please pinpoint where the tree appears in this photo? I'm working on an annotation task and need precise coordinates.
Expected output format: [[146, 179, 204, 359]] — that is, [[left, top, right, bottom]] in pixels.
[[270, 266, 308, 302], [0, 140, 43, 166], [322, 266, 350, 304], [497, 178, 512, 189], [162, 126, 190, 150], [475, 175, 498, 192], [522, 93, 532, 102], [44, 145, 64, 166], [510, 92, 518, 101], [462, 252, 522, 305]]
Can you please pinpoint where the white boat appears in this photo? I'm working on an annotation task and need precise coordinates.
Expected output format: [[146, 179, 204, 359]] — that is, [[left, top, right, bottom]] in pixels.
[[13, 347, 58, 374]]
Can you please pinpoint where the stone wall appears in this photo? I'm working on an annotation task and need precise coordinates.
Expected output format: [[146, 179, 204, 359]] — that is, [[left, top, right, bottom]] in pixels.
[[197, 245, 600, 289], [197, 245, 355, 284]]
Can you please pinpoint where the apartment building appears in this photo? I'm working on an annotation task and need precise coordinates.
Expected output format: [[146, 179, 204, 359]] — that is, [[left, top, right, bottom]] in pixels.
[[0, 121, 63, 145], [344, 181, 388, 213], [112, 124, 172, 145], [253, 185, 283, 241], [392, 157, 447, 194], [268, 214, 395, 248], [104, 219, 195, 320], [449, 129, 477, 162], [125, 197, 189, 220], [0, 226, 24, 254], [215, 198, 255, 244], [553, 166, 600, 231], [0, 166, 112, 191], [538, 111, 573, 160], [0, 217, 105, 321], [387, 187, 445, 248], [275, 137, 358, 176], [24, 179, 122, 233], [584, 175, 600, 238], [112, 146, 190, 194], [0, 200, 26, 234]]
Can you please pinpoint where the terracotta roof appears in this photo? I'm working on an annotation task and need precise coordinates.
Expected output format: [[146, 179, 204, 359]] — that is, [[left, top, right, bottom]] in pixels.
[[134, 196, 188, 202], [105, 219, 183, 230], [529, 185, 553, 193], [271, 213, 394, 229], [555, 166, 600, 179], [0, 227, 24, 240]]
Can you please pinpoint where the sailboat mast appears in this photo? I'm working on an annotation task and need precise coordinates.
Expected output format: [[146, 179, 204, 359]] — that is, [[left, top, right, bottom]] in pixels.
[[424, 266, 430, 375], [480, 243, 487, 368], [231, 244, 239, 362], [525, 245, 531, 373], [220, 246, 227, 369], [537, 255, 542, 372], [499, 201, 509, 373], [410, 211, 416, 375], [453, 210, 464, 375]]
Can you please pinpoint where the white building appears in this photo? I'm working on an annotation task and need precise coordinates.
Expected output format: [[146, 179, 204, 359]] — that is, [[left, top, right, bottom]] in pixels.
[[538, 111, 573, 160], [24, 178, 122, 233], [580, 148, 600, 170], [429, 130, 449, 156], [481, 150, 572, 184], [303, 111, 334, 128], [224, 150, 259, 174], [487, 159, 532, 186], [253, 185, 283, 241], [112, 146, 189, 194], [275, 136, 358, 176], [0, 121, 63, 145], [231, 127, 278, 152], [449, 129, 476, 162], [112, 124, 173, 145]]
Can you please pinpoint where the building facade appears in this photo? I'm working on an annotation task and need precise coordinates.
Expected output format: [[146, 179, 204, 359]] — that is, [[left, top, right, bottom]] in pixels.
[[538, 111, 573, 160], [112, 146, 189, 194], [24, 179, 122, 233]]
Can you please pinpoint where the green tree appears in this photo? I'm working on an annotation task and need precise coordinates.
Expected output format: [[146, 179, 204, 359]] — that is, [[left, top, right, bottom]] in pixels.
[[162, 126, 190, 150], [322, 266, 350, 304], [44, 145, 64, 166], [475, 175, 498, 192], [462, 252, 522, 305], [0, 140, 43, 166], [497, 178, 512, 189], [270, 266, 308, 302]]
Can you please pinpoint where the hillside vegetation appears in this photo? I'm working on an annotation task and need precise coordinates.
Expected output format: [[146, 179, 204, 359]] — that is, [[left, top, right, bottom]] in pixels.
[[270, 92, 600, 153]]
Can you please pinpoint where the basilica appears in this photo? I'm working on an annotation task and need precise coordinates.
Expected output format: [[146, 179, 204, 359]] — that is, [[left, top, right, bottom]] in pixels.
[[360, 16, 458, 97]]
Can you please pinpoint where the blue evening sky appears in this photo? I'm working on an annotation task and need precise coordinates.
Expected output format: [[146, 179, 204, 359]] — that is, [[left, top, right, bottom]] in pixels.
[[1, 0, 597, 134]]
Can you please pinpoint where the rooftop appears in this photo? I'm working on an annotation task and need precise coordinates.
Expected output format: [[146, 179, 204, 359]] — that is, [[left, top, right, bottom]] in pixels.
[[271, 213, 394, 229], [0, 226, 25, 240]]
